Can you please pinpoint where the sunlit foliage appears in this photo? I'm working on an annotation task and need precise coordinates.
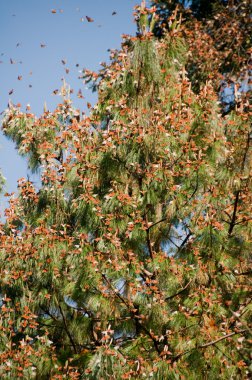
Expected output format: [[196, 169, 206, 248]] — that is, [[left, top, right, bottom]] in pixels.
[[0, 2, 251, 379]]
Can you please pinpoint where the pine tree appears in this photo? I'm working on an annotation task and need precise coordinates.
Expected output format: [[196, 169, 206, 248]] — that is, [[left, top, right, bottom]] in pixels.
[[0, 4, 251, 379], [152, 0, 252, 100]]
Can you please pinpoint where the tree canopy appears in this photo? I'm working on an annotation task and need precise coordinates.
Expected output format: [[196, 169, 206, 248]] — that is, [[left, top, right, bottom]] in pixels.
[[0, 2, 251, 379]]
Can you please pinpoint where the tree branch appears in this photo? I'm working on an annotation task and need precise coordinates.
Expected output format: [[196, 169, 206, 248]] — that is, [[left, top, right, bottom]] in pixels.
[[144, 214, 154, 260], [199, 329, 247, 348], [146, 217, 168, 232], [172, 329, 248, 362], [57, 300, 78, 354], [228, 190, 240, 236], [102, 274, 161, 354], [165, 279, 192, 301], [177, 232, 192, 253]]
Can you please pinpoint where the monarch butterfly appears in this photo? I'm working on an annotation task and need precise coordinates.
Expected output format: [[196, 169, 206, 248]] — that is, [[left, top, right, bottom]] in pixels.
[[86, 15, 94, 22], [77, 89, 84, 99]]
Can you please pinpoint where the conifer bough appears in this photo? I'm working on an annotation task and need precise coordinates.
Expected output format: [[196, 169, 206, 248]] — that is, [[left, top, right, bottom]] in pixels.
[[0, 2, 251, 379]]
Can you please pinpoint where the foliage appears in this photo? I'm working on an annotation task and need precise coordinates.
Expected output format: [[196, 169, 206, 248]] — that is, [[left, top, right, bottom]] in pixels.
[[0, 2, 251, 379], [0, 173, 5, 194], [152, 0, 252, 99]]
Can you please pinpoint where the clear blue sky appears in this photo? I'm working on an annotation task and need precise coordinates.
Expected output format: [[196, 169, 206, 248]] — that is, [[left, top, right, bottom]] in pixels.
[[0, 0, 139, 216]]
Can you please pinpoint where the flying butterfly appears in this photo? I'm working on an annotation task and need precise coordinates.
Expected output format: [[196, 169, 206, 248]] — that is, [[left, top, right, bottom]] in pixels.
[[86, 16, 94, 22], [77, 89, 84, 98]]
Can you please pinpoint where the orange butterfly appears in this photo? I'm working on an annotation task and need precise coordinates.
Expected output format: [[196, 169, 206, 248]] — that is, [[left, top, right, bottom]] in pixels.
[[77, 89, 84, 99], [86, 16, 94, 22]]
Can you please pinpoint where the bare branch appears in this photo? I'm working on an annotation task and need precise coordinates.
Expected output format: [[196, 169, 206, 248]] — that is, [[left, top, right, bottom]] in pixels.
[[172, 329, 248, 362], [199, 329, 247, 348]]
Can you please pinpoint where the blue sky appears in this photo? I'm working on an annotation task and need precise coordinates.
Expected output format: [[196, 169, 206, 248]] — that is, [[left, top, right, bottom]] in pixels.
[[0, 0, 139, 216]]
